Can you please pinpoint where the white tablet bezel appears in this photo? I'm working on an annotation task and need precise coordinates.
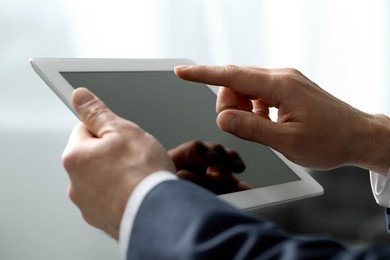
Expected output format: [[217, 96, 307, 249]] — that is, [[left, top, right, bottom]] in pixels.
[[30, 58, 323, 210]]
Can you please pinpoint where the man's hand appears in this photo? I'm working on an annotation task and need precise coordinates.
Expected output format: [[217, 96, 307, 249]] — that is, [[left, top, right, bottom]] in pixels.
[[62, 88, 175, 239], [175, 65, 390, 174], [168, 140, 251, 194]]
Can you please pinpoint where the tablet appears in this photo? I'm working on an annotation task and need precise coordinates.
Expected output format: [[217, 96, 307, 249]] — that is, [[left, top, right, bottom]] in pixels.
[[30, 58, 323, 211]]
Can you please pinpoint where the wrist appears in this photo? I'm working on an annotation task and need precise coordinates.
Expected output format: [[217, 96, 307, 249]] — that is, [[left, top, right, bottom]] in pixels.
[[353, 113, 390, 175]]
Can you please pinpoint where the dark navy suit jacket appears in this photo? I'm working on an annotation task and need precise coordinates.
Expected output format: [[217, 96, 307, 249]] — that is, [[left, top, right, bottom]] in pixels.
[[128, 180, 390, 259]]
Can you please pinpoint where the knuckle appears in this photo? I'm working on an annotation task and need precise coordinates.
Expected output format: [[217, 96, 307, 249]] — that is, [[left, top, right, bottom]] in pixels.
[[190, 140, 206, 149], [210, 143, 225, 153], [84, 101, 111, 124], [62, 149, 78, 173], [189, 140, 208, 156], [250, 117, 264, 140], [67, 185, 79, 205], [241, 115, 264, 141], [223, 64, 240, 73], [81, 212, 94, 227], [284, 67, 302, 76], [272, 69, 304, 90], [226, 146, 239, 158], [222, 64, 240, 85], [282, 72, 297, 82], [67, 187, 95, 228]]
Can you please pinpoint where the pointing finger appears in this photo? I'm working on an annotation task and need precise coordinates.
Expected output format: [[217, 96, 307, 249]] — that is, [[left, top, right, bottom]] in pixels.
[[175, 65, 281, 107]]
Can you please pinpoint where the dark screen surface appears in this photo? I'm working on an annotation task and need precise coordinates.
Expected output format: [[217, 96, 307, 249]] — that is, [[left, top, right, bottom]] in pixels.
[[60, 71, 300, 188]]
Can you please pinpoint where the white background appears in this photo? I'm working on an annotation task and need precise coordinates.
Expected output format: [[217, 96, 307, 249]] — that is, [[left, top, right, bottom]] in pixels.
[[1, 1, 389, 259]]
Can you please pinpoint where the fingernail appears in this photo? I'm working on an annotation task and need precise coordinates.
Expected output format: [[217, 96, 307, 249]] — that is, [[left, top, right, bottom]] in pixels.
[[174, 65, 192, 74], [174, 65, 190, 70], [73, 88, 95, 106]]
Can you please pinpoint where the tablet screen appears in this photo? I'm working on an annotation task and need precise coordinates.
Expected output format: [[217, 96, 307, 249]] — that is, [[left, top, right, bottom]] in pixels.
[[60, 71, 300, 189]]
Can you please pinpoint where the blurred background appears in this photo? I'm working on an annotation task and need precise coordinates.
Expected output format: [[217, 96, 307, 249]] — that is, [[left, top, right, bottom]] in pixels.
[[1, 0, 390, 259]]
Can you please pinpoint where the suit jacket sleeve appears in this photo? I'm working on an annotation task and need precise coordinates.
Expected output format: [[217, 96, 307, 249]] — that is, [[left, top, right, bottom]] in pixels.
[[127, 180, 390, 259]]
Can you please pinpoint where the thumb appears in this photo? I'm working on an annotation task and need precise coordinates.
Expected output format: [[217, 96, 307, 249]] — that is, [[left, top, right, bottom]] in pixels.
[[72, 87, 118, 138], [216, 110, 285, 149]]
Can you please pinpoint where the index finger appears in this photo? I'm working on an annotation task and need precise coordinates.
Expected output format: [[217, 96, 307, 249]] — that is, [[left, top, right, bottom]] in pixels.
[[174, 65, 281, 107]]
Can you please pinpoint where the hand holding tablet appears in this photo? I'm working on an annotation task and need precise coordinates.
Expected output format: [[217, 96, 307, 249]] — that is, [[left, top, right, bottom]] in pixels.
[[168, 140, 252, 195], [30, 58, 323, 210]]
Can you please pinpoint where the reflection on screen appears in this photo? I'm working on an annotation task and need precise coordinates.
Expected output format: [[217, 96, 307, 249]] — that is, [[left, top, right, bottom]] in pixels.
[[60, 71, 300, 189]]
